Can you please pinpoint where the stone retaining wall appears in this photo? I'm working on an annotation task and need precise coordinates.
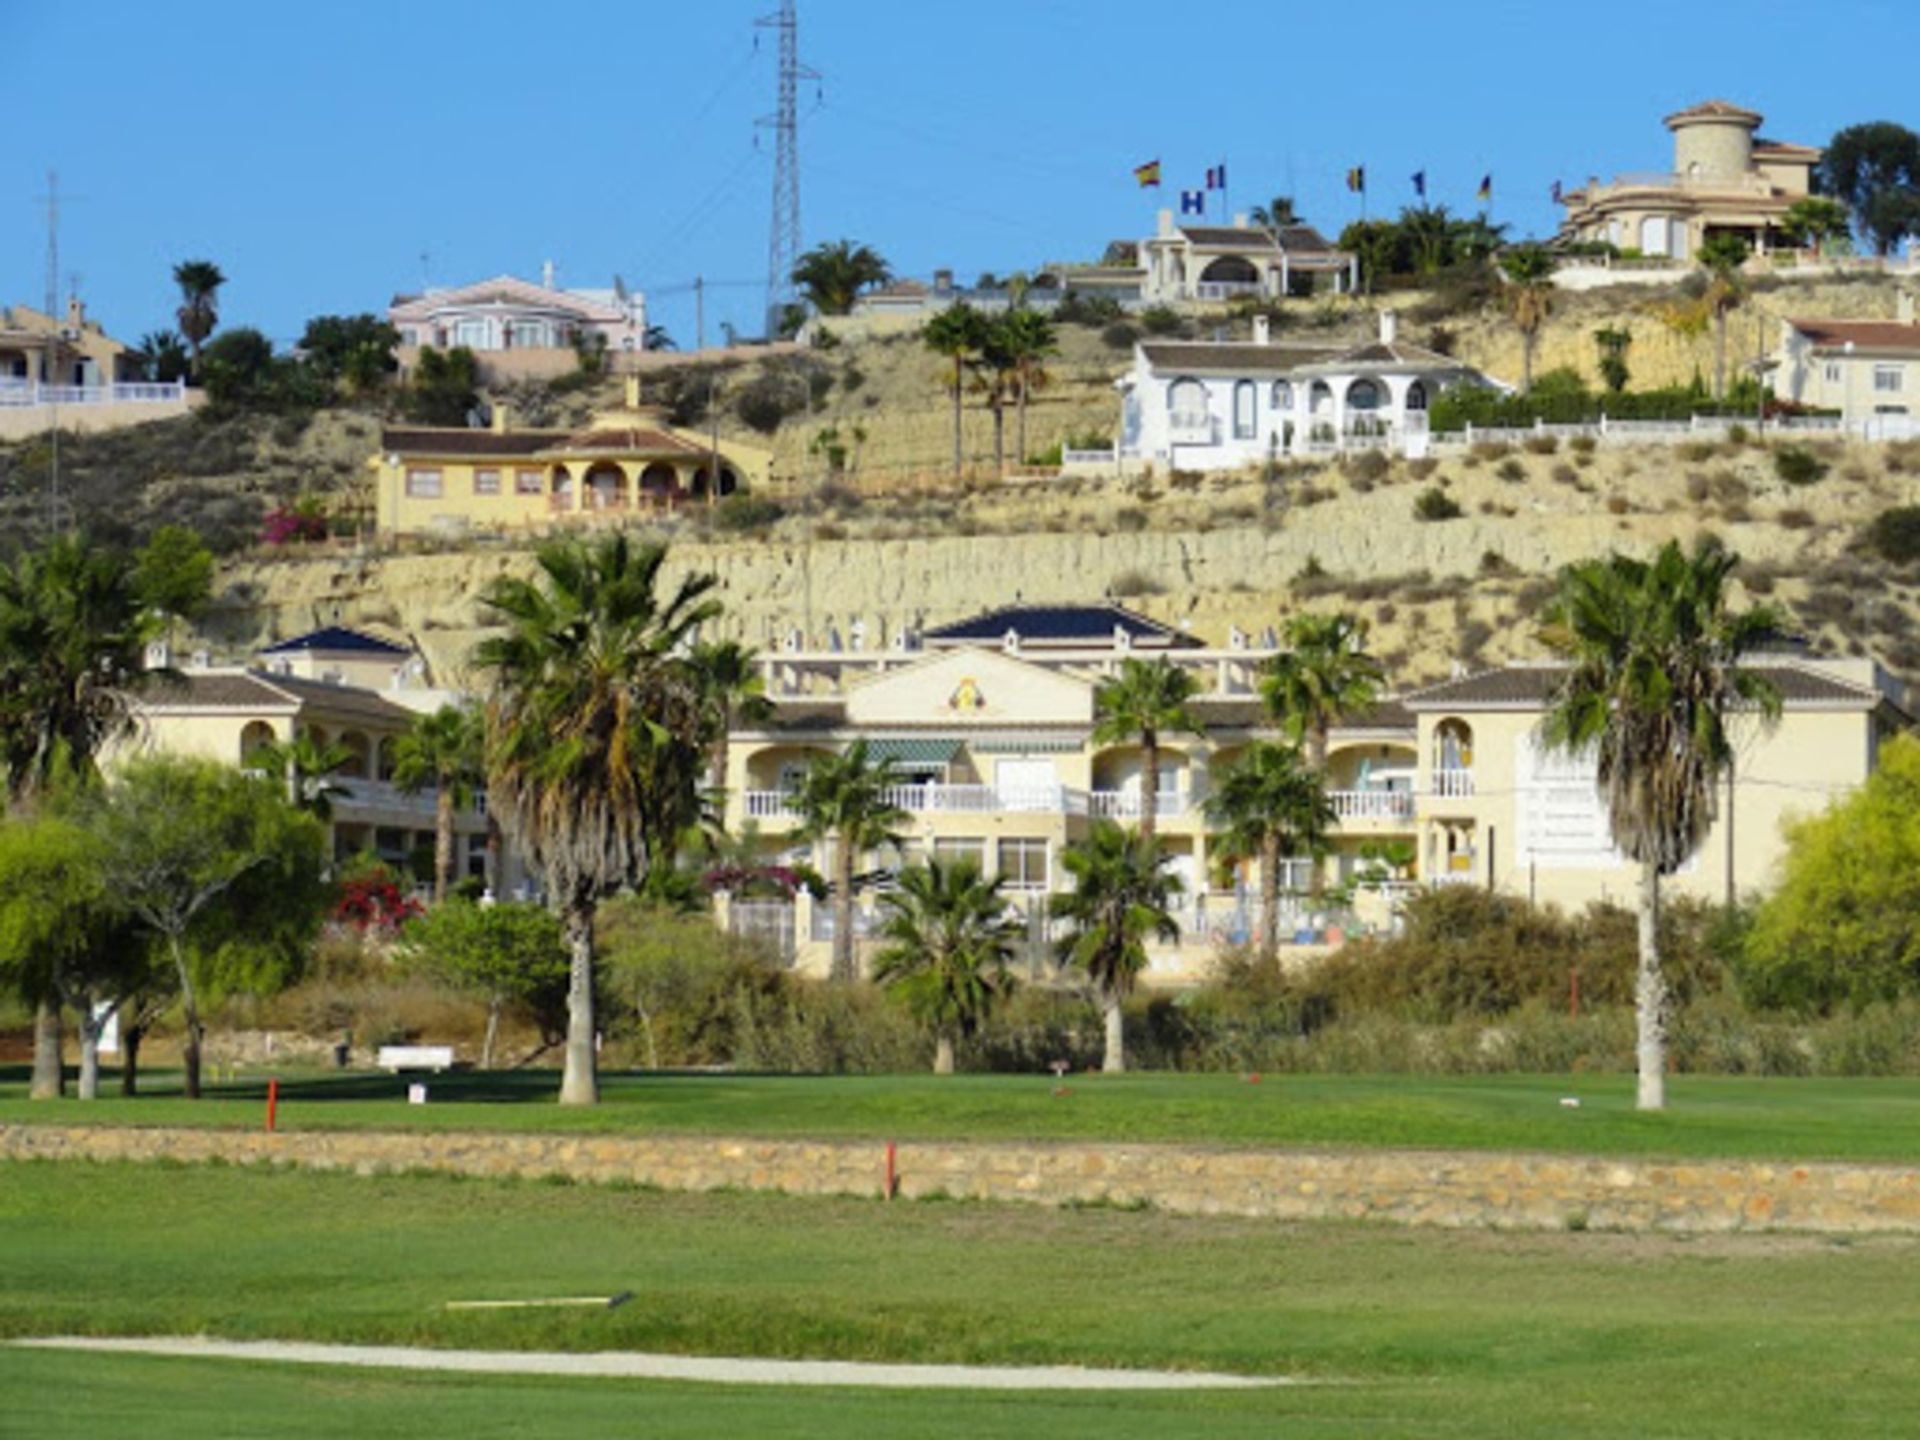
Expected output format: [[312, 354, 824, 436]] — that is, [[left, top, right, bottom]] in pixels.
[[6, 1123, 1920, 1234]]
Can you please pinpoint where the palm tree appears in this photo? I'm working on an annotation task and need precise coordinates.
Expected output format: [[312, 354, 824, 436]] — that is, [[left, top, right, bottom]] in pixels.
[[1250, 196, 1298, 235], [1054, 823, 1180, 1073], [392, 704, 486, 903], [791, 239, 891, 316], [1401, 204, 1457, 277], [251, 733, 353, 820], [1092, 657, 1203, 840], [1540, 538, 1781, 1111], [1498, 244, 1557, 394], [134, 330, 189, 383], [971, 325, 1018, 475], [171, 260, 227, 373], [474, 533, 720, 1106], [873, 860, 1021, 1073], [924, 303, 988, 478], [995, 309, 1057, 464], [1260, 613, 1384, 776], [1697, 234, 1751, 402], [791, 740, 907, 983], [1204, 742, 1336, 963], [688, 639, 772, 821]]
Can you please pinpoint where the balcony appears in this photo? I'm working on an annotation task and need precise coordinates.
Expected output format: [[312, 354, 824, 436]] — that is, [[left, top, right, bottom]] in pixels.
[[743, 785, 1093, 820], [1328, 789, 1416, 822], [1088, 790, 1196, 821], [0, 379, 190, 409], [1430, 768, 1475, 799], [1194, 280, 1264, 301]]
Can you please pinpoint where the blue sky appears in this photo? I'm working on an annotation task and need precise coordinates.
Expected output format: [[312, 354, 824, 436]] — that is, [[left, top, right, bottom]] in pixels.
[[4, 0, 1917, 350]]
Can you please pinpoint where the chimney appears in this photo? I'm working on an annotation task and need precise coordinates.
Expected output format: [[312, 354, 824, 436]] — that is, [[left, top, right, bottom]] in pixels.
[[933, 268, 954, 293], [490, 401, 512, 435], [541, 258, 556, 290], [1233, 211, 1248, 229], [1379, 310, 1399, 345], [1901, 292, 1916, 327], [66, 295, 85, 331], [1251, 315, 1271, 345], [1157, 208, 1174, 238], [624, 373, 641, 410]]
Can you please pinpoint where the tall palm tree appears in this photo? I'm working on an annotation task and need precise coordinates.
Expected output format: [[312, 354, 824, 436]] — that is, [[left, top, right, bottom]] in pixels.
[[251, 733, 353, 820], [1054, 823, 1180, 1073], [791, 740, 907, 983], [873, 859, 1021, 1073], [688, 640, 772, 822], [1498, 244, 1557, 395], [1250, 195, 1298, 235], [1261, 613, 1383, 775], [1092, 657, 1203, 840], [923, 302, 988, 478], [1204, 741, 1336, 963], [171, 260, 227, 373], [1401, 204, 1457, 277], [1540, 537, 1781, 1111], [790, 239, 891, 316], [392, 703, 486, 903], [995, 309, 1057, 465], [474, 533, 720, 1105], [1697, 233, 1751, 402], [971, 325, 1018, 475], [134, 329, 190, 383]]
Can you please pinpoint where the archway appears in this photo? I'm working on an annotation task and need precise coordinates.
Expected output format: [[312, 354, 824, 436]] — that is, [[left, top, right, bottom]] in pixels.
[[1405, 380, 1429, 412], [639, 462, 679, 503], [551, 469, 575, 512], [717, 465, 741, 497], [336, 731, 372, 778], [1346, 378, 1384, 411], [1198, 255, 1259, 287], [1308, 380, 1333, 415], [240, 720, 277, 767], [376, 736, 399, 782], [1166, 376, 1207, 423], [584, 462, 624, 511]]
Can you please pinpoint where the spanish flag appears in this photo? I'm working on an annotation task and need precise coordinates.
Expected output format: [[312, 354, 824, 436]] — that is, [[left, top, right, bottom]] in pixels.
[[1476, 174, 1493, 203], [1134, 159, 1162, 188], [1346, 166, 1366, 194]]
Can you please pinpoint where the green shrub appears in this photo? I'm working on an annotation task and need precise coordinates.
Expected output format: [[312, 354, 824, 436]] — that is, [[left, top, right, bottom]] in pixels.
[[711, 493, 785, 533], [1138, 305, 1187, 337], [1342, 449, 1391, 484], [1773, 445, 1830, 486], [1867, 505, 1920, 563], [1413, 485, 1462, 522], [1495, 457, 1526, 483]]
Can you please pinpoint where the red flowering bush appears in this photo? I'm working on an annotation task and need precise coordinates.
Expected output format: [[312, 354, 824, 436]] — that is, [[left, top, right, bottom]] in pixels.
[[333, 857, 423, 932]]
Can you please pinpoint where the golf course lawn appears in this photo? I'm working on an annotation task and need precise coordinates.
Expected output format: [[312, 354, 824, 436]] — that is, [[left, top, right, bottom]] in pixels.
[[6, 1066, 1920, 1162], [2, 1160, 1916, 1437]]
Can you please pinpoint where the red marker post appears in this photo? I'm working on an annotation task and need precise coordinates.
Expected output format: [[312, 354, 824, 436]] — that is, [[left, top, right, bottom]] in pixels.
[[884, 1141, 897, 1201], [266, 1077, 279, 1133]]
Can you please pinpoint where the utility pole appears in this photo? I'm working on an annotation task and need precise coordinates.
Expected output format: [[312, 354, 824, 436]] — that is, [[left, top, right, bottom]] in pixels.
[[694, 275, 705, 353], [756, 0, 816, 337], [40, 169, 61, 534]]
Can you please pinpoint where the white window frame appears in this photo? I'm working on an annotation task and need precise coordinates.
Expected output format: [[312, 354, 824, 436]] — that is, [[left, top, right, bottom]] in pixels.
[[996, 837, 1049, 892], [1232, 380, 1257, 439], [473, 468, 501, 496], [405, 468, 443, 499], [1823, 361, 1843, 385], [515, 468, 544, 495], [1874, 364, 1904, 394]]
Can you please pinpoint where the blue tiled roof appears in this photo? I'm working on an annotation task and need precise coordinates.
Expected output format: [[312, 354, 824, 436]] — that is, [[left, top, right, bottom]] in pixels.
[[925, 604, 1198, 647], [259, 626, 410, 657]]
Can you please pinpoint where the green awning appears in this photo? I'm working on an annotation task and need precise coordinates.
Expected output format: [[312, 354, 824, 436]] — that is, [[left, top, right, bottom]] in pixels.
[[867, 738, 963, 766]]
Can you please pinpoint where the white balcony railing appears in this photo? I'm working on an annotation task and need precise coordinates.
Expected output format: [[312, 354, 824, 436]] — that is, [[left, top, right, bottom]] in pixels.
[[0, 379, 190, 408], [743, 785, 1092, 819], [1328, 789, 1417, 821], [1193, 280, 1264, 300], [1430, 768, 1476, 799], [743, 789, 800, 819], [1088, 789, 1195, 821]]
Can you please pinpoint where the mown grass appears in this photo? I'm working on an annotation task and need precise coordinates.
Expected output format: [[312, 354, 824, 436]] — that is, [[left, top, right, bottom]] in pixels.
[[2, 1161, 1918, 1437], [7, 1065, 1920, 1162]]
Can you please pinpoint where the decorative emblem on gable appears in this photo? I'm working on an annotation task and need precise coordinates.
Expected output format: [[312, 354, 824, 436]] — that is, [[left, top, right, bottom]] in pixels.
[[948, 677, 985, 712]]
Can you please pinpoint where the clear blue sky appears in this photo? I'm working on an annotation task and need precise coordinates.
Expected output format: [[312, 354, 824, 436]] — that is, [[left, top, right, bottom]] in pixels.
[[3, 0, 1916, 351]]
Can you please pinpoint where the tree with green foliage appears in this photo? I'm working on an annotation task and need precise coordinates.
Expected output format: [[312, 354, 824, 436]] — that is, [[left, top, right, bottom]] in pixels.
[[250, 731, 353, 819], [85, 756, 328, 1098], [688, 640, 771, 821], [1053, 822, 1180, 1073], [1250, 195, 1298, 234], [392, 704, 486, 903], [1498, 245, 1557, 394], [403, 898, 569, 1068], [1593, 326, 1633, 395], [1261, 612, 1383, 777], [132, 524, 215, 647], [1739, 734, 1920, 1011], [995, 309, 1057, 466], [1780, 197, 1853, 255], [299, 313, 401, 393], [1696, 233, 1750, 402], [172, 259, 226, 373], [1204, 741, 1336, 963], [474, 534, 720, 1105], [1816, 121, 1920, 256], [404, 346, 481, 426], [791, 740, 907, 984], [133, 330, 189, 383], [791, 239, 891, 316], [923, 303, 989, 477], [1092, 657, 1203, 841], [873, 860, 1021, 1074], [1540, 538, 1782, 1110]]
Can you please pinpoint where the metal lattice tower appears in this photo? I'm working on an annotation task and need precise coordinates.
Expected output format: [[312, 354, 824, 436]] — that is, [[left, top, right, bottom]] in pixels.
[[757, 0, 814, 334]]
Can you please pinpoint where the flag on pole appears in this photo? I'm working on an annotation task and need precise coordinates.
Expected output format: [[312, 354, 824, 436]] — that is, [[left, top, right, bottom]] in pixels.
[[1180, 189, 1206, 216], [1550, 179, 1564, 204], [1205, 163, 1228, 190], [1476, 173, 1493, 204], [1411, 170, 1427, 199], [1346, 166, 1366, 194], [1133, 159, 1162, 188]]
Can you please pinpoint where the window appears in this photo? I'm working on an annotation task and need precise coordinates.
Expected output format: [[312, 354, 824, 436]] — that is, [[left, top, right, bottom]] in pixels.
[[1166, 377, 1207, 425], [515, 469, 543, 495], [1232, 380, 1256, 439], [473, 468, 501, 496], [1271, 380, 1293, 410], [1875, 365, 1904, 393], [932, 837, 985, 873], [1824, 362, 1843, 384], [453, 319, 488, 349], [405, 468, 443, 498], [997, 837, 1048, 891], [506, 321, 547, 349], [398, 328, 418, 347]]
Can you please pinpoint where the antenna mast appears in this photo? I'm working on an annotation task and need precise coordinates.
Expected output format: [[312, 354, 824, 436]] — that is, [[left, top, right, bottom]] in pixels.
[[756, 0, 815, 335]]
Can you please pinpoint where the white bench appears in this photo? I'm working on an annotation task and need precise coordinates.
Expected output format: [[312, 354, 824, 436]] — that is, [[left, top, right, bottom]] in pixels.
[[376, 1044, 456, 1073]]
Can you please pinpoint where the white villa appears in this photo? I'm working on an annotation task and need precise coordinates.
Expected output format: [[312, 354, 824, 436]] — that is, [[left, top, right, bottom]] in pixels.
[[1140, 210, 1357, 304], [1116, 312, 1504, 467], [1772, 297, 1920, 432], [388, 269, 648, 383]]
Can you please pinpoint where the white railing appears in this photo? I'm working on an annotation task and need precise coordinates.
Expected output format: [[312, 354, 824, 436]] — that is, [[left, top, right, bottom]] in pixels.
[[335, 777, 451, 817], [1329, 789, 1417, 821], [882, 783, 1090, 816], [743, 789, 800, 819], [1167, 413, 1217, 444], [1193, 280, 1264, 300], [1431, 768, 1476, 799], [1062, 445, 1118, 466], [1088, 790, 1194, 820], [0, 379, 190, 408]]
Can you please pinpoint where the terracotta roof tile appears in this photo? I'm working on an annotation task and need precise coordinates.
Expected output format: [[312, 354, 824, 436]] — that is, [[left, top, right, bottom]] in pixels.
[[382, 426, 554, 458], [1787, 319, 1920, 355]]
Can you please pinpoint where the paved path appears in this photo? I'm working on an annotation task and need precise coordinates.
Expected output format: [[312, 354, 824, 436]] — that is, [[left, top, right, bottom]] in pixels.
[[13, 1336, 1286, 1391]]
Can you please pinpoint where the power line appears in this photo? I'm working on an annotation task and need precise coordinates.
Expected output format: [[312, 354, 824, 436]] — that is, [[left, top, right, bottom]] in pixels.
[[756, 0, 817, 332]]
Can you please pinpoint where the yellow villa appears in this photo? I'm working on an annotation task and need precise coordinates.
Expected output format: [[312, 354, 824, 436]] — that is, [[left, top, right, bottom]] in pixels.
[[372, 378, 771, 537], [715, 605, 1910, 982]]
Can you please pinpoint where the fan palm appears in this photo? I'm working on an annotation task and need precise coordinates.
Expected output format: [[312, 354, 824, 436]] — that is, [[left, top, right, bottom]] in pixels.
[[995, 309, 1057, 464], [1250, 195, 1298, 234], [790, 239, 891, 316], [1054, 823, 1180, 1073], [873, 860, 1021, 1073], [1498, 244, 1557, 394], [1261, 613, 1383, 775], [251, 732, 353, 821], [791, 740, 907, 983], [688, 639, 772, 822], [1697, 234, 1750, 402], [1204, 741, 1336, 963], [1092, 657, 1203, 840], [923, 303, 988, 477], [392, 703, 486, 902], [473, 533, 720, 1105], [1539, 537, 1782, 1111], [172, 260, 227, 372]]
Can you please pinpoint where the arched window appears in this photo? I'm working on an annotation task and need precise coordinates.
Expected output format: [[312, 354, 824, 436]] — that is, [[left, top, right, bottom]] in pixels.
[[1271, 379, 1293, 411], [1232, 380, 1256, 439], [1347, 378, 1384, 411], [1405, 380, 1429, 412], [1166, 377, 1207, 423], [1308, 379, 1334, 415]]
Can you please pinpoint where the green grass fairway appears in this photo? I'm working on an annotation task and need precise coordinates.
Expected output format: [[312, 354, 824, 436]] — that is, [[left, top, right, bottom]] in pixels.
[[2, 1161, 1918, 1436], [6, 1066, 1920, 1162]]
